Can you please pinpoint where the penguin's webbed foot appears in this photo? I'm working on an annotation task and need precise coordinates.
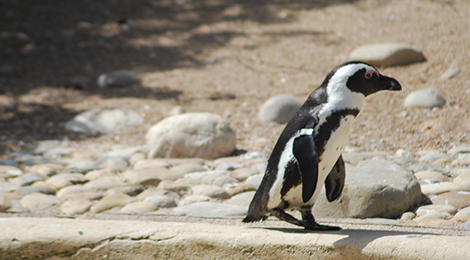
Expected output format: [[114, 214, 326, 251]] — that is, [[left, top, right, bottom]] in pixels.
[[301, 206, 342, 231], [270, 208, 305, 227]]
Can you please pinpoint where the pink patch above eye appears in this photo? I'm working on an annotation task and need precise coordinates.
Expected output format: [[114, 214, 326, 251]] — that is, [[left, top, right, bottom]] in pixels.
[[365, 69, 379, 79]]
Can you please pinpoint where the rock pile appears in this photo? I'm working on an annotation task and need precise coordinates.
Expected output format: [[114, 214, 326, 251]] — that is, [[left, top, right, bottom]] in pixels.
[[1, 141, 470, 230]]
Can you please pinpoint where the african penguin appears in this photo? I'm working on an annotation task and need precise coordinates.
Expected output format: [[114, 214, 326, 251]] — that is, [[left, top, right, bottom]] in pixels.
[[243, 61, 402, 230]]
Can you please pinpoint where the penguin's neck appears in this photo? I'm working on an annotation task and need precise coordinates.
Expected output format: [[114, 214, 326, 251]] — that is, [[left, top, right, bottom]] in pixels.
[[315, 85, 365, 122]]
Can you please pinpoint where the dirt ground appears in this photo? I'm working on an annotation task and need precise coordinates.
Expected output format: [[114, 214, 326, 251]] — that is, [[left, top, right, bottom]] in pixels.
[[1, 0, 469, 157]]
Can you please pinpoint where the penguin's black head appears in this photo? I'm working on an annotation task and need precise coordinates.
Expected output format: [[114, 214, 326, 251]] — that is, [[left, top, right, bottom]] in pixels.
[[337, 61, 402, 96]]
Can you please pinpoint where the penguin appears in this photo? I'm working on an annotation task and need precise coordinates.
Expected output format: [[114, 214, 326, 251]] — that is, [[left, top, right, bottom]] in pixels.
[[243, 61, 402, 230]]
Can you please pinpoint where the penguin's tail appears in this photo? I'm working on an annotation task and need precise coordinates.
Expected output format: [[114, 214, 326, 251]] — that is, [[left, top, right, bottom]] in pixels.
[[243, 202, 268, 223], [242, 212, 266, 223]]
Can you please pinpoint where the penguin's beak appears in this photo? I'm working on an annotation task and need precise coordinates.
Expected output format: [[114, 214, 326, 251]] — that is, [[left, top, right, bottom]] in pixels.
[[379, 75, 402, 91]]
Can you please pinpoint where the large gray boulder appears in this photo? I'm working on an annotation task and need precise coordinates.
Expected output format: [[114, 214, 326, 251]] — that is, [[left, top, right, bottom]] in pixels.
[[314, 157, 422, 218], [146, 113, 236, 159]]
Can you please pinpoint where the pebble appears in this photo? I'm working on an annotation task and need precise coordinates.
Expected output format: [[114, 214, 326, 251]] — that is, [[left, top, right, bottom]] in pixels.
[[414, 170, 448, 182], [190, 184, 230, 199], [178, 195, 213, 206], [106, 185, 144, 197], [430, 191, 470, 209], [146, 113, 236, 159], [245, 174, 264, 189], [29, 163, 64, 177], [0, 165, 23, 178], [66, 108, 144, 134], [440, 66, 460, 80], [448, 144, 470, 155], [170, 163, 207, 175], [61, 198, 93, 215], [451, 206, 470, 223], [63, 191, 104, 201], [20, 193, 59, 212], [349, 43, 426, 67], [226, 191, 255, 206], [454, 172, 470, 184], [13, 174, 42, 187], [46, 173, 89, 189], [258, 94, 303, 124], [89, 194, 137, 213], [19, 186, 56, 196], [418, 152, 449, 163], [121, 201, 158, 213], [4, 139, 470, 228], [400, 212, 416, 221], [83, 176, 123, 190], [120, 167, 178, 186], [134, 159, 171, 170], [0, 195, 12, 212], [404, 88, 446, 108], [420, 182, 470, 196], [56, 185, 94, 198], [143, 195, 176, 208], [97, 71, 141, 88]]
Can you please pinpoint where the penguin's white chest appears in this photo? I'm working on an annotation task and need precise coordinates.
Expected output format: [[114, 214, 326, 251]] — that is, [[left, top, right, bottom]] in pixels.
[[268, 115, 355, 210]]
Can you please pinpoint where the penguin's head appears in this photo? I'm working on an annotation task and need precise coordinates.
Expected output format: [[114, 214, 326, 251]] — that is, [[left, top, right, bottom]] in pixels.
[[326, 61, 402, 97]]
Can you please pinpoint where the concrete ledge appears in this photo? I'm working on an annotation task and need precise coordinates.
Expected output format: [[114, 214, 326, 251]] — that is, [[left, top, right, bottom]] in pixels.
[[0, 217, 468, 259]]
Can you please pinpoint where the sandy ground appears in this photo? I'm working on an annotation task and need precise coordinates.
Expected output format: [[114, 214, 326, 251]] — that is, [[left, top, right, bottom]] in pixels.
[[1, 0, 469, 157]]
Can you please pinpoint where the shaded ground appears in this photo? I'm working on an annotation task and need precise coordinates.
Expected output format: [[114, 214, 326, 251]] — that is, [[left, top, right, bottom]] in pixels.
[[1, 0, 469, 156]]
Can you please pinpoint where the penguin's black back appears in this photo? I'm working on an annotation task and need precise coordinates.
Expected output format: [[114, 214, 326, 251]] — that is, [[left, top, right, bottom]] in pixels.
[[243, 85, 329, 222]]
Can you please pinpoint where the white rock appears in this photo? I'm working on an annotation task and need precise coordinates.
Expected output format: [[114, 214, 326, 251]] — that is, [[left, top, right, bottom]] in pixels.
[[404, 88, 446, 108], [349, 43, 425, 66], [440, 67, 460, 80], [146, 113, 236, 159], [66, 108, 144, 134], [258, 94, 303, 124]]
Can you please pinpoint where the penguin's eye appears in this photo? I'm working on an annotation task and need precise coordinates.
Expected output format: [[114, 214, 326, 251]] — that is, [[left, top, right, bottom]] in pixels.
[[364, 70, 378, 80]]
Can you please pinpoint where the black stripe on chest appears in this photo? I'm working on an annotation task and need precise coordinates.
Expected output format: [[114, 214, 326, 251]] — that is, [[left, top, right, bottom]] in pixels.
[[314, 108, 360, 159]]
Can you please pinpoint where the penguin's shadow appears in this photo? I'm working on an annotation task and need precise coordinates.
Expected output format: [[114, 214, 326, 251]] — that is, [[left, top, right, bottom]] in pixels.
[[250, 227, 438, 252]]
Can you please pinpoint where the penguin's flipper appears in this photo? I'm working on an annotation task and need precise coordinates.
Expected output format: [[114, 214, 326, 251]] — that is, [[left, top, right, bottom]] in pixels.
[[324, 155, 346, 202], [293, 128, 318, 203]]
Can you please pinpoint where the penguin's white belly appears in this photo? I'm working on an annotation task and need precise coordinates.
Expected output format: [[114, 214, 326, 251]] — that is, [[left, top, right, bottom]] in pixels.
[[272, 115, 355, 210]]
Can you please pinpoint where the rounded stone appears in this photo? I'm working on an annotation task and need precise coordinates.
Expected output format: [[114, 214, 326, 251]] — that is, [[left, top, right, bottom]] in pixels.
[[245, 174, 264, 189], [146, 113, 236, 159], [65, 108, 144, 134], [404, 88, 446, 108], [97, 71, 140, 88], [258, 94, 302, 124], [400, 212, 416, 221], [46, 173, 89, 189], [414, 170, 448, 182], [452, 206, 470, 223], [13, 174, 42, 187], [89, 194, 137, 213], [190, 184, 230, 199], [178, 195, 212, 206], [83, 176, 123, 190], [19, 185, 56, 196], [61, 198, 93, 215], [56, 185, 94, 198], [421, 182, 470, 196], [226, 191, 255, 206], [121, 201, 158, 213], [430, 191, 470, 209], [454, 172, 470, 184], [349, 43, 426, 66], [143, 195, 176, 208], [20, 193, 59, 212]]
